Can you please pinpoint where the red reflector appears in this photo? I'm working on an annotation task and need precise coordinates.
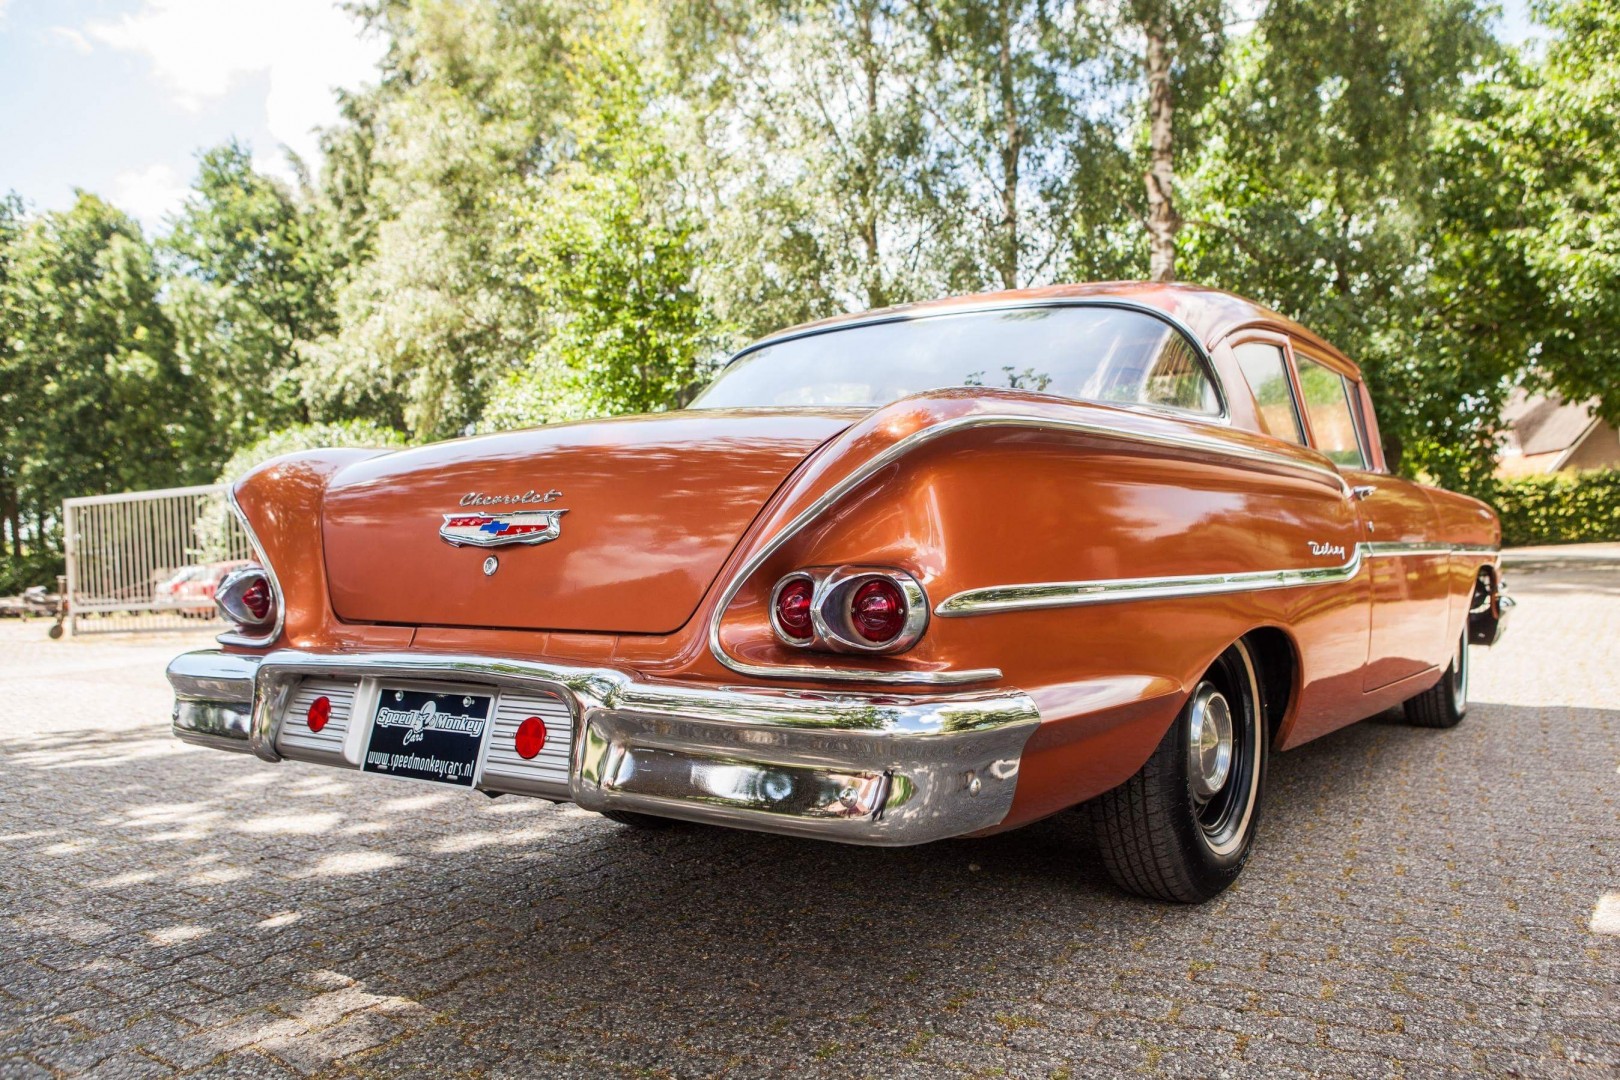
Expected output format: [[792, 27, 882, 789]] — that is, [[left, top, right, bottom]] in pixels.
[[306, 696, 331, 733], [774, 577, 815, 641], [514, 716, 547, 759], [851, 578, 906, 643], [240, 577, 272, 622]]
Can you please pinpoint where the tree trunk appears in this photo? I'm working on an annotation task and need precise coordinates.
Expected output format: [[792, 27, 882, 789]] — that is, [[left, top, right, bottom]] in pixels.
[[995, 0, 1022, 290], [858, 1, 885, 309], [0, 468, 12, 559], [1144, 21, 1177, 283]]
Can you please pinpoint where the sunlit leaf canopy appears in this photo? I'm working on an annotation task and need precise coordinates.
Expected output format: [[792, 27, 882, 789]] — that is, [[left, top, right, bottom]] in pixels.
[[2, 0, 1618, 589]]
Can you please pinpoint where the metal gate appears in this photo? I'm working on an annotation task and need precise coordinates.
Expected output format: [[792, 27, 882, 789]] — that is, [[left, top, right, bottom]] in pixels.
[[62, 484, 255, 634]]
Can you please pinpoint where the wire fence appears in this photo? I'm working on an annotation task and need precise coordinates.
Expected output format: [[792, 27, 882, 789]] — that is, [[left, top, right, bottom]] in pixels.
[[63, 484, 254, 635]]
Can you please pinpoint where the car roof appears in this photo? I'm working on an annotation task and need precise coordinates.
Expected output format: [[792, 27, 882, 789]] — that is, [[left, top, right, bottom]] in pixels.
[[749, 281, 1364, 381]]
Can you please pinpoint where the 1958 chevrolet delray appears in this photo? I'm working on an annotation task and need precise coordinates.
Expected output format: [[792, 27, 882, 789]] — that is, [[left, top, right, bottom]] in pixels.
[[168, 282, 1511, 903]]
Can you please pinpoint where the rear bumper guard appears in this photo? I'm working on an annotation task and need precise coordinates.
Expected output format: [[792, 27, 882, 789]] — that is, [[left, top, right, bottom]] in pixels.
[[168, 648, 1041, 846]]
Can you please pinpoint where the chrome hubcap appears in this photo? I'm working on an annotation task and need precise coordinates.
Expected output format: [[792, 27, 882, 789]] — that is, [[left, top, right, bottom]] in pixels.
[[1187, 683, 1234, 801]]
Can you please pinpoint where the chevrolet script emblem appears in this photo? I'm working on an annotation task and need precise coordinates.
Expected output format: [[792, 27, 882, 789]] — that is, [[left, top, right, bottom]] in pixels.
[[440, 510, 567, 548]]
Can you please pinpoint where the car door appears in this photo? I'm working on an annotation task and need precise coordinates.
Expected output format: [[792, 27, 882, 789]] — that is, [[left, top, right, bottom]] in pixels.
[[1287, 344, 1450, 690]]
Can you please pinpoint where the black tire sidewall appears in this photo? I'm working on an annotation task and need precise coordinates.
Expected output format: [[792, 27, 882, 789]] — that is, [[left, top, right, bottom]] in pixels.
[[1174, 643, 1269, 884]]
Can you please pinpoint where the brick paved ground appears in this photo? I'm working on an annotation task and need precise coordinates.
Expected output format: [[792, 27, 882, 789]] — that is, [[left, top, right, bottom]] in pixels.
[[1, 565, 1617, 1078]]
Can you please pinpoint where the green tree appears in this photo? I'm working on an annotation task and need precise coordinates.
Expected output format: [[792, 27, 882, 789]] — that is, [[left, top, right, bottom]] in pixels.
[[1424, 0, 1620, 471], [487, 4, 718, 426], [674, 0, 952, 331], [0, 195, 209, 585], [902, 0, 1125, 292], [1101, 0, 1230, 282], [1177, 0, 1498, 481], [165, 141, 338, 457], [300, 0, 573, 440], [678, 0, 1139, 330], [0, 192, 28, 565]]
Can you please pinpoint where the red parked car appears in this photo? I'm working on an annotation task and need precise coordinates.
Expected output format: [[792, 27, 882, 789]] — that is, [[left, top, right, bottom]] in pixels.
[[154, 560, 253, 617]]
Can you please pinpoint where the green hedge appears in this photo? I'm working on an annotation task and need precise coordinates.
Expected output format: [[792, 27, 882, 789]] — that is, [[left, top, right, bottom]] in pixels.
[[1490, 469, 1620, 547], [0, 550, 64, 596]]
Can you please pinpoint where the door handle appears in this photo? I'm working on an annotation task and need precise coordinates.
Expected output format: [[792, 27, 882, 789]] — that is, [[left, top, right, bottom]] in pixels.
[[1351, 485, 1375, 501]]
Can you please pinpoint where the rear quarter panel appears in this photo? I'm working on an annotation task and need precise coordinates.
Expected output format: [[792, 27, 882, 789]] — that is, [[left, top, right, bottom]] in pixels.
[[709, 390, 1371, 828], [1431, 485, 1504, 640]]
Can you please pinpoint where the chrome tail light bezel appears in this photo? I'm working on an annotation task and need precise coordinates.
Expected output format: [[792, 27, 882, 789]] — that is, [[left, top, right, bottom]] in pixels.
[[215, 487, 285, 648], [769, 566, 929, 655], [215, 565, 276, 631], [768, 572, 818, 645]]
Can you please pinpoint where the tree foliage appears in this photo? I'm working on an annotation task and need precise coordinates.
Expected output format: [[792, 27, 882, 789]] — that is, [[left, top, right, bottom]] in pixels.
[[487, 7, 717, 427], [297, 0, 574, 441], [1427, 0, 1620, 445], [164, 141, 337, 455], [0, 195, 210, 582]]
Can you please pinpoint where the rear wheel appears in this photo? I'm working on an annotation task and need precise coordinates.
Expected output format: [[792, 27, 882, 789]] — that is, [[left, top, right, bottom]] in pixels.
[[1403, 630, 1469, 728], [1089, 640, 1268, 903]]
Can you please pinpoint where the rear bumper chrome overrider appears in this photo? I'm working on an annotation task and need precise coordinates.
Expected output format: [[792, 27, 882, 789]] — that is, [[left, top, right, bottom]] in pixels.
[[168, 648, 1041, 846]]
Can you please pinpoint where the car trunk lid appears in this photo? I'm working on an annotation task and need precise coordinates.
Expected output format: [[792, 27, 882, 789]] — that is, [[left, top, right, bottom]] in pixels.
[[321, 409, 858, 634]]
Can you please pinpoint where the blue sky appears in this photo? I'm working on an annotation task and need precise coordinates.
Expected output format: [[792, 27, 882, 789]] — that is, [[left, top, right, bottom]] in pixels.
[[0, 0, 381, 232], [0, 0, 1542, 237]]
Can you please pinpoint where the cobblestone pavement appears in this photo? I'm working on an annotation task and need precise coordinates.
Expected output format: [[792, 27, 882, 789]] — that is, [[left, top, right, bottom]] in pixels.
[[2, 565, 1618, 1079]]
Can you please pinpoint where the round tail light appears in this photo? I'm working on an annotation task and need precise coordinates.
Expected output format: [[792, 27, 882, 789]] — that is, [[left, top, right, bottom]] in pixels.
[[306, 696, 331, 733], [850, 578, 907, 643], [771, 576, 815, 644], [767, 567, 927, 653], [240, 578, 272, 622], [514, 716, 547, 759]]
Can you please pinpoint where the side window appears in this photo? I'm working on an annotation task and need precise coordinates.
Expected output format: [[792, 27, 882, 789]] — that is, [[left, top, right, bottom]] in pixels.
[[1294, 355, 1367, 468], [1089, 326, 1220, 415], [1139, 330, 1221, 415], [1232, 341, 1304, 443]]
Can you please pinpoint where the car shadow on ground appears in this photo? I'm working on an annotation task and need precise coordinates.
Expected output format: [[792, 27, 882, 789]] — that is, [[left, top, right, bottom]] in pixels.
[[3, 699, 1616, 1076]]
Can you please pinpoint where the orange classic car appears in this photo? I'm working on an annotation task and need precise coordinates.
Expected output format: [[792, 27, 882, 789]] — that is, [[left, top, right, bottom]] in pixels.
[[168, 282, 1511, 902]]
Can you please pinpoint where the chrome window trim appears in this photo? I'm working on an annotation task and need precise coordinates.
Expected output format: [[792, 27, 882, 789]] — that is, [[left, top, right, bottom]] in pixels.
[[703, 297, 1232, 423], [934, 542, 1501, 617], [707, 411, 1353, 685], [1228, 337, 1307, 445], [216, 485, 286, 649], [1365, 541, 1499, 558]]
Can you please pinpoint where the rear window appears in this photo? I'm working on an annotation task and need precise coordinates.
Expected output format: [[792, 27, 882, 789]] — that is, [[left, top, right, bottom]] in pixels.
[[693, 306, 1221, 415]]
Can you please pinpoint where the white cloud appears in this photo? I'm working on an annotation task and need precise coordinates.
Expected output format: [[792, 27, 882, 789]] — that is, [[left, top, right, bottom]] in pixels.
[[84, 0, 382, 166], [49, 26, 93, 55], [110, 163, 189, 232]]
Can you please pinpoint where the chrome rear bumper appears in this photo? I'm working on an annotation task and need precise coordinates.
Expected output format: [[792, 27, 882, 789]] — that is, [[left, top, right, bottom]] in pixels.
[[168, 649, 1040, 846]]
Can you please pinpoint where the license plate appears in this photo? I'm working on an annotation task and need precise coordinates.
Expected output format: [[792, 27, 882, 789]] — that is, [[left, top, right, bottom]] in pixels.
[[363, 686, 491, 787]]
